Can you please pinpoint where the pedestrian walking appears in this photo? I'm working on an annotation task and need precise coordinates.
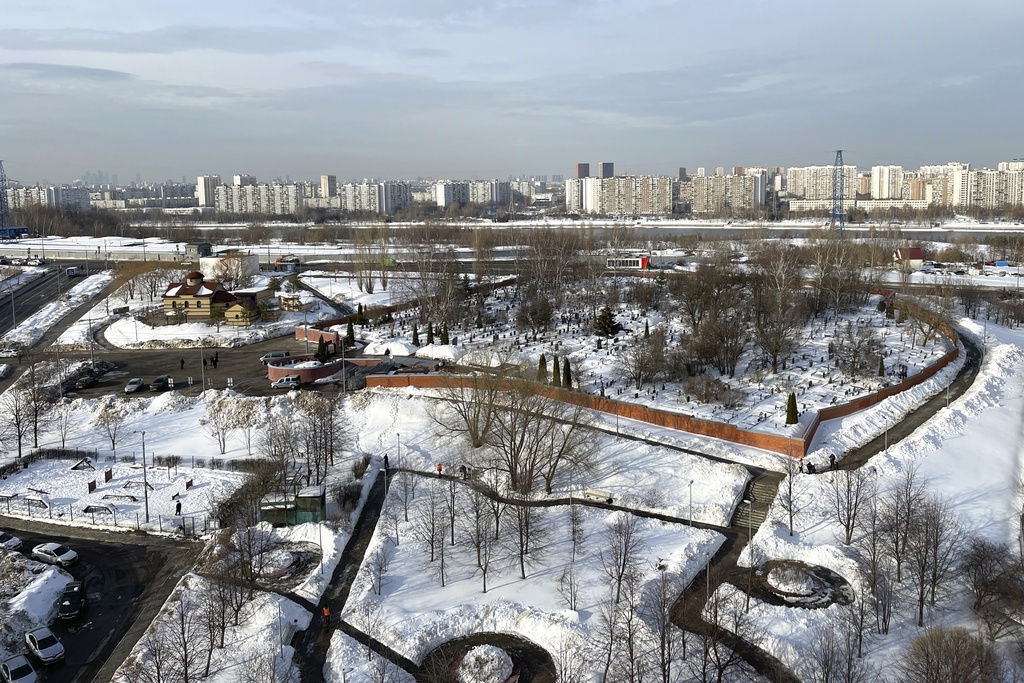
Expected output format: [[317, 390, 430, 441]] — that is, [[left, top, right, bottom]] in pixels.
[[383, 453, 389, 470], [829, 453, 836, 469], [180, 358, 185, 370], [436, 463, 443, 477], [798, 456, 804, 473], [175, 500, 182, 515], [214, 351, 219, 363], [203, 358, 208, 369], [212, 358, 218, 369], [322, 606, 332, 630]]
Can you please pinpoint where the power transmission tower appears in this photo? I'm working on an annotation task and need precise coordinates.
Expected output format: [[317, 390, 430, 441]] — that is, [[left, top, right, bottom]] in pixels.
[[830, 150, 845, 237], [0, 160, 10, 232]]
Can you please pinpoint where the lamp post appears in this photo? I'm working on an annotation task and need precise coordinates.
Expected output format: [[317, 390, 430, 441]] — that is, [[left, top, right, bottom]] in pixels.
[[135, 430, 150, 523], [302, 311, 309, 354], [743, 498, 752, 612], [396, 433, 401, 470], [689, 480, 694, 526]]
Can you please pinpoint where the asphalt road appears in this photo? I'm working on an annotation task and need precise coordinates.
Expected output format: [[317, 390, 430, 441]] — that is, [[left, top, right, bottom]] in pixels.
[[0, 516, 200, 683]]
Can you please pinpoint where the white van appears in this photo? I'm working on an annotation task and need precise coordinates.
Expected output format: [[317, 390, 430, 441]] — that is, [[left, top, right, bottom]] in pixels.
[[260, 350, 291, 365]]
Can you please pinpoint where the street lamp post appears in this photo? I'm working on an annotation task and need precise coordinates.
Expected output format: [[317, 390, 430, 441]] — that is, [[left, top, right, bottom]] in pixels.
[[744, 498, 752, 612], [689, 480, 694, 526], [135, 431, 150, 523], [396, 433, 401, 470]]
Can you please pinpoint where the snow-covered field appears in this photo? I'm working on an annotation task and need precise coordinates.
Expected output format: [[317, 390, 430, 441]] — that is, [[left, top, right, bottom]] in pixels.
[[731, 321, 1024, 677]]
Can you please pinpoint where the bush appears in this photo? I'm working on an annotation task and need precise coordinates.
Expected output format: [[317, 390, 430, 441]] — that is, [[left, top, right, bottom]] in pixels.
[[351, 453, 372, 480], [332, 480, 363, 513]]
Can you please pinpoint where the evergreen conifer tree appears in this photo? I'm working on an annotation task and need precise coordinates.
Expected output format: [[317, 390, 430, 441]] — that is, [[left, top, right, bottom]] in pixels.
[[315, 337, 329, 363], [562, 358, 571, 389], [594, 304, 622, 338], [786, 392, 798, 425], [552, 357, 561, 387], [427, 324, 435, 345], [441, 323, 450, 345], [346, 320, 355, 347], [878, 356, 886, 377], [412, 324, 420, 346], [644, 320, 650, 338], [538, 354, 547, 382]]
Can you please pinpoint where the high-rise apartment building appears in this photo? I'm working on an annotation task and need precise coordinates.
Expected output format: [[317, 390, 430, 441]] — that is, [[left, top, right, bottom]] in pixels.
[[598, 162, 614, 179], [197, 175, 222, 208], [339, 180, 412, 214], [214, 183, 303, 214], [678, 167, 688, 181], [574, 163, 590, 179], [689, 174, 765, 215], [785, 165, 857, 201], [870, 165, 903, 200], [320, 175, 337, 198], [564, 176, 672, 214], [233, 174, 256, 187]]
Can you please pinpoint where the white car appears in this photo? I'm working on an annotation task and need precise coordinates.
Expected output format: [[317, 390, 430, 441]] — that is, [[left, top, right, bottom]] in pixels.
[[24, 628, 63, 664], [0, 531, 21, 550], [270, 374, 301, 389], [0, 655, 36, 683], [124, 378, 145, 393], [31, 542, 78, 567]]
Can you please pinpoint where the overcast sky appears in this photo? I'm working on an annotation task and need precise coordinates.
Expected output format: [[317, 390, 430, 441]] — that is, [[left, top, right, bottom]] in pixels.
[[1, 0, 1021, 185]]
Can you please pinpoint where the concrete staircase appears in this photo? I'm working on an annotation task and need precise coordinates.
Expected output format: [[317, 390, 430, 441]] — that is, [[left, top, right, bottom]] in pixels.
[[730, 473, 780, 531]]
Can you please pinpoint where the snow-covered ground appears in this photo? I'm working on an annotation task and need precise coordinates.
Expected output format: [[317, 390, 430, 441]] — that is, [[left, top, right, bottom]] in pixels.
[[731, 320, 1024, 676]]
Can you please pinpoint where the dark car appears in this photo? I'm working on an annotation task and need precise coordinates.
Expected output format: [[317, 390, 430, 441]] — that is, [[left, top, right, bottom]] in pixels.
[[56, 581, 86, 620], [74, 375, 98, 390], [149, 375, 172, 391]]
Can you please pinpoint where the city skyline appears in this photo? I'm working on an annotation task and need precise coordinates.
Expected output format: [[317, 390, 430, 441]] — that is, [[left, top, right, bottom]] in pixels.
[[2, 0, 1021, 184]]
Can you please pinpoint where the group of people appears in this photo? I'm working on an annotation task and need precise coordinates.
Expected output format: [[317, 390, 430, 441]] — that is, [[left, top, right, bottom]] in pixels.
[[179, 351, 220, 370]]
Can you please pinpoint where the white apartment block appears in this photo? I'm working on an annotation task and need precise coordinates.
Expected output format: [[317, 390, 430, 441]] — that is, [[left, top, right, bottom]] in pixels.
[[320, 175, 337, 198], [196, 175, 222, 207], [232, 174, 256, 187], [870, 165, 903, 199], [564, 176, 673, 215], [434, 181, 470, 208], [6, 186, 91, 212], [998, 161, 1024, 172], [340, 181, 412, 214], [690, 174, 765, 214], [467, 180, 511, 206], [214, 183, 303, 215], [785, 165, 857, 201]]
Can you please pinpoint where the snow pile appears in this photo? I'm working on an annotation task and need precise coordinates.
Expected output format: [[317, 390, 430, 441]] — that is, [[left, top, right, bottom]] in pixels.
[[0, 550, 70, 660], [766, 567, 816, 596], [2, 271, 113, 349], [457, 645, 512, 683]]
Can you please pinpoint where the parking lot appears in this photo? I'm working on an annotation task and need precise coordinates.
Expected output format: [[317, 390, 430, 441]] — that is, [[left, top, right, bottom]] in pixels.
[[0, 517, 199, 683]]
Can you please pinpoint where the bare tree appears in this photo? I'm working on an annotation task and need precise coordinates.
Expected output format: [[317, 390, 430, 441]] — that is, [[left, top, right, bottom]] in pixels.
[[396, 471, 418, 523], [95, 398, 130, 455], [599, 511, 646, 605], [412, 480, 445, 580], [898, 626, 1003, 683], [959, 538, 1024, 641], [906, 494, 966, 627], [52, 399, 74, 449], [641, 569, 687, 683], [777, 454, 803, 537], [427, 372, 503, 448], [505, 500, 548, 580], [201, 396, 235, 455], [880, 463, 925, 582], [367, 540, 392, 596], [825, 469, 873, 545], [0, 384, 33, 458], [164, 588, 210, 683]]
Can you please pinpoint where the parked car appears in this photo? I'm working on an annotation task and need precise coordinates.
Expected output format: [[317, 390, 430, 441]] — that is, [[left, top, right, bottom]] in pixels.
[[149, 375, 172, 391], [0, 655, 36, 683], [124, 378, 144, 393], [25, 259, 43, 266], [270, 374, 301, 389], [56, 581, 86, 620], [10, 259, 24, 266], [31, 543, 78, 567], [74, 375, 98, 390], [260, 350, 291, 365], [0, 531, 22, 550], [24, 627, 64, 664]]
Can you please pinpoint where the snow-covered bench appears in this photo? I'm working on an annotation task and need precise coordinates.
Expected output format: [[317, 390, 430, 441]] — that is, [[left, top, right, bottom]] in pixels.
[[584, 488, 613, 504]]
